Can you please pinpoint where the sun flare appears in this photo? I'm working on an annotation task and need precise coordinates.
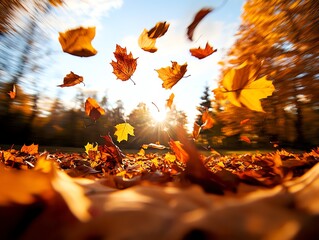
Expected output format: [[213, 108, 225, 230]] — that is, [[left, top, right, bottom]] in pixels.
[[150, 105, 167, 123]]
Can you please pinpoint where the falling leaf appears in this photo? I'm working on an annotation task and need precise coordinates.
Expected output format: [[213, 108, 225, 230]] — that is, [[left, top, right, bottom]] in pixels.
[[100, 134, 125, 164], [49, 0, 63, 6], [84, 142, 98, 155], [169, 139, 189, 164], [7, 84, 16, 99], [240, 118, 250, 125], [58, 71, 84, 87], [85, 97, 105, 121], [190, 42, 217, 59], [201, 110, 214, 130], [138, 29, 157, 53], [58, 26, 97, 57], [21, 143, 38, 155], [192, 122, 201, 139], [166, 93, 175, 109], [110, 44, 138, 84], [148, 21, 170, 38], [240, 135, 251, 144], [187, 7, 213, 41], [114, 123, 135, 142], [155, 61, 188, 89], [216, 61, 275, 112]]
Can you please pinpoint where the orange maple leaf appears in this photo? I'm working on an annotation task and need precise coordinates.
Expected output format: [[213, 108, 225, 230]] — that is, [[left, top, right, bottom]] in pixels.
[[169, 139, 189, 164], [187, 7, 213, 41], [57, 71, 84, 87], [58, 26, 97, 57], [21, 143, 38, 155], [85, 97, 105, 121], [190, 42, 217, 59], [155, 61, 188, 89], [110, 44, 138, 84], [8, 84, 16, 99]]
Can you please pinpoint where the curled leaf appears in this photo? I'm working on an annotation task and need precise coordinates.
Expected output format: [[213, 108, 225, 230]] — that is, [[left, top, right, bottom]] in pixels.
[[58, 71, 84, 87], [58, 26, 97, 57], [240, 135, 251, 144], [190, 42, 217, 59], [148, 21, 170, 38], [201, 110, 214, 130], [187, 7, 213, 41], [155, 61, 188, 89], [85, 97, 105, 121], [138, 29, 157, 53]]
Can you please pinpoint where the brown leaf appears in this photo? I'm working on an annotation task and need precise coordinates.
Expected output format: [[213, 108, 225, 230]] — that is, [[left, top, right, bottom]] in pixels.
[[169, 139, 189, 164], [187, 7, 213, 41], [58, 71, 84, 87], [148, 21, 170, 38], [58, 27, 97, 57], [110, 44, 138, 83], [155, 61, 188, 89], [190, 42, 217, 59], [85, 97, 105, 121]]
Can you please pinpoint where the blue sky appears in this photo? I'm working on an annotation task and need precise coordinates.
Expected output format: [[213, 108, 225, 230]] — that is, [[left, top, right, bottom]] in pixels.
[[44, 0, 245, 129]]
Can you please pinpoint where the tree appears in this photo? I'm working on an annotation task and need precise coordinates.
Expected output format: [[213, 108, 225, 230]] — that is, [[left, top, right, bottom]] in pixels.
[[216, 0, 319, 148]]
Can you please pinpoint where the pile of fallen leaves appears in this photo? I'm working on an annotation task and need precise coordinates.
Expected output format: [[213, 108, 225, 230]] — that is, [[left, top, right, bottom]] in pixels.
[[1, 133, 319, 239]]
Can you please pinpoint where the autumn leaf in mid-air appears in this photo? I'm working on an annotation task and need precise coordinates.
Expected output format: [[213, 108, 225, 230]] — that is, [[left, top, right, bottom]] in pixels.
[[58, 26, 97, 57], [49, 0, 63, 6], [190, 42, 217, 59], [156, 61, 188, 89], [110, 44, 138, 84], [21, 143, 38, 155], [114, 123, 135, 142], [192, 122, 201, 139], [166, 93, 175, 109], [85, 97, 105, 121], [8, 84, 16, 99], [240, 135, 251, 144], [187, 7, 213, 41], [215, 61, 275, 112], [138, 21, 169, 53], [58, 71, 84, 87], [201, 110, 214, 130]]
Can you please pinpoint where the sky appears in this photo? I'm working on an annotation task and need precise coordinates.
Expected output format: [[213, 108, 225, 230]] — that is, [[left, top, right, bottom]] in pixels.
[[42, 0, 246, 129]]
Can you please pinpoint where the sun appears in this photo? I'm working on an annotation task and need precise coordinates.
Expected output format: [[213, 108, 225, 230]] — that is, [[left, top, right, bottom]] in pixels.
[[149, 104, 168, 123]]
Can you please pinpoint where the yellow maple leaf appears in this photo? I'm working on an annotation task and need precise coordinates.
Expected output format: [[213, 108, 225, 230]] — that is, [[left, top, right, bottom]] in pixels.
[[84, 142, 98, 155], [114, 123, 135, 142], [58, 26, 97, 57], [155, 61, 188, 89], [218, 61, 275, 112]]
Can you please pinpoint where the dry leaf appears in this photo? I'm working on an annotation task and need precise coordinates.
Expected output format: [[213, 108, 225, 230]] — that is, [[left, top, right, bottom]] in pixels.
[[58, 27, 97, 57], [110, 44, 138, 83], [148, 21, 170, 38], [190, 42, 217, 59], [240, 135, 251, 144], [166, 93, 175, 109], [138, 29, 157, 53], [240, 119, 250, 125], [85, 97, 105, 121], [192, 122, 201, 139], [155, 61, 188, 89], [58, 71, 84, 87], [201, 110, 214, 130], [114, 123, 135, 143], [21, 143, 38, 155], [187, 7, 213, 41], [215, 61, 275, 112]]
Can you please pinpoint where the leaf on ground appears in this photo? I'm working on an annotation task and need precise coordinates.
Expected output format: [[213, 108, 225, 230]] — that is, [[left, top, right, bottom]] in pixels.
[[58, 26, 97, 57], [21, 143, 38, 155], [85, 97, 105, 121], [114, 123, 135, 143], [187, 7, 213, 41], [84, 142, 98, 155], [155, 61, 188, 89], [190, 42, 217, 59], [110, 44, 138, 83], [58, 71, 84, 87]]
